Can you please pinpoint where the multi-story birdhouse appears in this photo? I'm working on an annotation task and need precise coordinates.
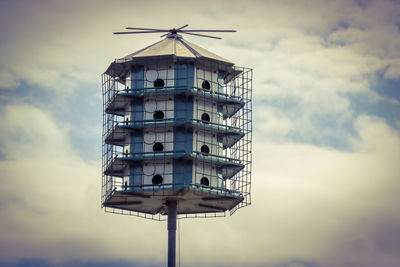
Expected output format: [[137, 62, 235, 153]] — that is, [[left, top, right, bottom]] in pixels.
[[101, 32, 252, 219]]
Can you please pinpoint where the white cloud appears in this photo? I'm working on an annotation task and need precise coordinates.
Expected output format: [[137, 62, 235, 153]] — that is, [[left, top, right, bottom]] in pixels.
[[0, 0, 399, 266], [0, 104, 165, 263], [168, 114, 400, 267], [384, 58, 400, 79], [0, 68, 19, 90], [3, 103, 397, 267], [254, 105, 293, 141]]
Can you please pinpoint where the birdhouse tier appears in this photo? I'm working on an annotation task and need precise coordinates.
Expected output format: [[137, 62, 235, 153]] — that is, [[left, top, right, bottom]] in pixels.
[[102, 36, 252, 217]]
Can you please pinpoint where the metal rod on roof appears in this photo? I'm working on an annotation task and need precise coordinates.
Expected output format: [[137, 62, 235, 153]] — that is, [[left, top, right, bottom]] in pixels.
[[176, 24, 189, 30], [125, 27, 166, 31], [181, 30, 236, 32], [113, 25, 236, 39], [183, 32, 221, 39], [114, 30, 167, 34]]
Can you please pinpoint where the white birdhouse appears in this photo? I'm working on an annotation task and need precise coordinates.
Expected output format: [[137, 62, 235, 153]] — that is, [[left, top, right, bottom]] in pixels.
[[102, 31, 252, 219]]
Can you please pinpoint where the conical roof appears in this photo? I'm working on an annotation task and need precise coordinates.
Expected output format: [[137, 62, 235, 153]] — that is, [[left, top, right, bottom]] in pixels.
[[105, 35, 235, 78], [117, 35, 233, 65]]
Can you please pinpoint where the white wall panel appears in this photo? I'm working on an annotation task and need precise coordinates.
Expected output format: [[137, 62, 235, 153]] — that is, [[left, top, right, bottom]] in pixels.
[[144, 64, 175, 88], [192, 162, 222, 189], [144, 96, 174, 121], [143, 161, 173, 187], [143, 128, 174, 154]]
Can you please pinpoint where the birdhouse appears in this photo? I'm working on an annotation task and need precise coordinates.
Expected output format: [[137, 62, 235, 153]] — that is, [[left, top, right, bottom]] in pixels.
[[101, 31, 252, 219]]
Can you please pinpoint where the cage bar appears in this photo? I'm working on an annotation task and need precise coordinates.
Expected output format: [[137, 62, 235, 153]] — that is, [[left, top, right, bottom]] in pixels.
[[102, 36, 252, 221]]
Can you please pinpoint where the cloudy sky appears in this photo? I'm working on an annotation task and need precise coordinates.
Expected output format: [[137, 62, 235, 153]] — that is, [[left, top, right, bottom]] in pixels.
[[0, 0, 399, 266]]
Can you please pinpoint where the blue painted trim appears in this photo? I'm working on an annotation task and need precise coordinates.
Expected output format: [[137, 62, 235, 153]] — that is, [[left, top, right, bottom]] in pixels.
[[130, 131, 143, 154], [132, 163, 143, 187], [119, 86, 243, 104], [119, 118, 187, 128], [120, 151, 186, 161], [174, 94, 193, 121], [118, 151, 242, 167], [110, 86, 246, 119], [121, 86, 188, 95], [112, 119, 244, 148], [130, 98, 144, 123], [116, 182, 244, 197], [130, 67, 144, 90], [119, 119, 243, 133], [173, 127, 193, 154], [175, 63, 194, 88], [173, 159, 193, 187]]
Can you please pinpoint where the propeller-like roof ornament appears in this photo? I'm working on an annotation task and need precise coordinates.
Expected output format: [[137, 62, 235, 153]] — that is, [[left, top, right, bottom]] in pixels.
[[114, 24, 236, 39]]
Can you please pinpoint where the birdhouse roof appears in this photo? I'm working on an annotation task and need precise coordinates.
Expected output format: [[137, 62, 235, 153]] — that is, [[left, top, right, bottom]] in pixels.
[[105, 35, 239, 79], [117, 35, 234, 65]]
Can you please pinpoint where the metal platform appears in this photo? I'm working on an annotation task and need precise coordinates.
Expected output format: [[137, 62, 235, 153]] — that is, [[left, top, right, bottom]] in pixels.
[[103, 187, 243, 215]]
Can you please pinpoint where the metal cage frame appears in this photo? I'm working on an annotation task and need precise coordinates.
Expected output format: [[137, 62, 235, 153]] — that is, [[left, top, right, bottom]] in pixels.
[[101, 61, 252, 221]]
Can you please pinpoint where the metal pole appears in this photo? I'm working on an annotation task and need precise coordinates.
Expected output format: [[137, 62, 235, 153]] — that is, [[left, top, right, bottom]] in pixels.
[[167, 200, 177, 267]]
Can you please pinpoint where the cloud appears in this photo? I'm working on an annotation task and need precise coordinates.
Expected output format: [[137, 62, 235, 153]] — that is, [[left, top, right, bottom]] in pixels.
[[1, 107, 398, 266], [254, 105, 294, 141], [384, 58, 400, 79], [0, 104, 163, 264], [0, 68, 19, 90], [130, 114, 396, 267], [0, 0, 399, 266]]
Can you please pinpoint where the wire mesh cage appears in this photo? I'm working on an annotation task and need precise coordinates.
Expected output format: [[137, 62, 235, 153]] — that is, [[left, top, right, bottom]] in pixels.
[[102, 53, 252, 221]]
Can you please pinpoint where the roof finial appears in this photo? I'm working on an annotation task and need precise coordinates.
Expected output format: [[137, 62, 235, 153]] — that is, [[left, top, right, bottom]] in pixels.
[[113, 24, 236, 40]]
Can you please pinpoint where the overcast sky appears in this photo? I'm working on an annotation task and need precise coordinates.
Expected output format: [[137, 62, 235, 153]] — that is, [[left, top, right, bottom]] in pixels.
[[0, 0, 400, 266]]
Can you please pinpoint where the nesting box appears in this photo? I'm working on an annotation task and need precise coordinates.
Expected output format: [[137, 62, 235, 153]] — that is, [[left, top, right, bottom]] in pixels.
[[102, 33, 252, 219]]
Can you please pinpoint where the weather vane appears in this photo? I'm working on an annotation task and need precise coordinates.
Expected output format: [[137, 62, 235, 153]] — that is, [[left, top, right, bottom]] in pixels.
[[113, 24, 236, 39]]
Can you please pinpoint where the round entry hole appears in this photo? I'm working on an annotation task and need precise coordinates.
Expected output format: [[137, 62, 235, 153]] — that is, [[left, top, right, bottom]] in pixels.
[[154, 79, 165, 88], [201, 113, 210, 123], [201, 145, 210, 154], [153, 110, 165, 119], [202, 80, 211, 90], [152, 174, 163, 185], [153, 142, 164, 152], [200, 177, 210, 186]]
